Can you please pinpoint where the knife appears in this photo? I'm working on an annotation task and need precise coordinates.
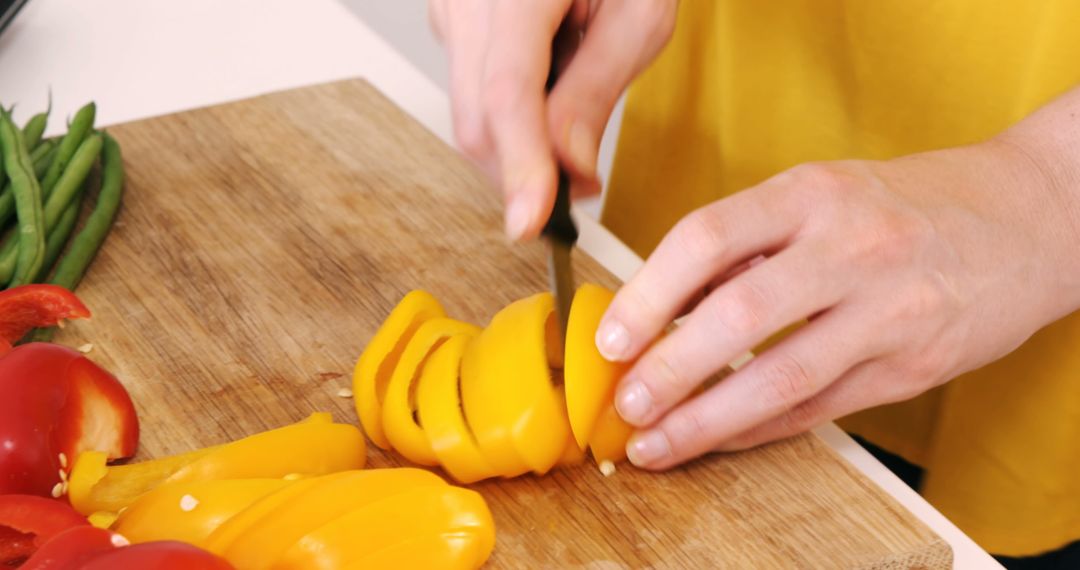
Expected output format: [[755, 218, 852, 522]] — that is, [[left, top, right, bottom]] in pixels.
[[542, 46, 578, 344]]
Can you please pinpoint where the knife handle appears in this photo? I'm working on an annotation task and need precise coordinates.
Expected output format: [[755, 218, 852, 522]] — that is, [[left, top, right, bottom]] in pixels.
[[542, 171, 578, 243], [542, 41, 580, 245]]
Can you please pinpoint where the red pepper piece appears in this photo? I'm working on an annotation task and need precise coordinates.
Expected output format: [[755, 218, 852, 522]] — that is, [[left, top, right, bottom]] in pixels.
[[0, 343, 139, 497], [0, 495, 88, 566], [0, 285, 90, 354]]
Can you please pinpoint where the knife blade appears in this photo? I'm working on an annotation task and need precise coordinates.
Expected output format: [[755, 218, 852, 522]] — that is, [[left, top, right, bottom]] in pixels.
[[543, 42, 578, 343]]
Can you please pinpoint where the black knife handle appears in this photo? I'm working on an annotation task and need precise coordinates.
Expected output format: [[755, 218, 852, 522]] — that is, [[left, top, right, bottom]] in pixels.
[[542, 41, 580, 244], [543, 171, 578, 243]]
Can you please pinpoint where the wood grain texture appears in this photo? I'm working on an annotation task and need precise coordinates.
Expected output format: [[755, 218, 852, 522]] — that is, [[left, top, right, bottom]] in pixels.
[[55, 79, 952, 568]]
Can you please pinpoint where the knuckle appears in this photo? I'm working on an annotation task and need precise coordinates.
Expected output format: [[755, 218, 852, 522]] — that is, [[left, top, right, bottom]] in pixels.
[[636, 0, 678, 42], [640, 350, 687, 398], [881, 267, 960, 329], [661, 407, 711, 449], [481, 69, 528, 119], [779, 398, 824, 435], [672, 207, 728, 265], [858, 211, 934, 267], [453, 116, 489, 160], [709, 279, 769, 336], [758, 353, 814, 411], [617, 282, 663, 329], [903, 345, 951, 387], [897, 275, 949, 320], [783, 162, 853, 204]]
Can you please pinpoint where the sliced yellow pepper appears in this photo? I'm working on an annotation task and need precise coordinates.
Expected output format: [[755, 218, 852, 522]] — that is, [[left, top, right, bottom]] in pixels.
[[358, 284, 637, 482], [109, 469, 494, 570], [415, 334, 497, 484], [275, 484, 494, 570], [586, 402, 634, 464], [355, 290, 445, 449], [460, 292, 570, 477], [554, 387, 587, 467], [113, 478, 290, 545], [203, 475, 328, 555], [564, 283, 632, 451], [215, 469, 446, 568], [69, 413, 365, 515], [343, 530, 491, 570], [382, 318, 481, 466]]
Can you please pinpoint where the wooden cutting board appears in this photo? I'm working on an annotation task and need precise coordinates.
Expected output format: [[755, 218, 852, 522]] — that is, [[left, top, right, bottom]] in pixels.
[[56, 79, 952, 568]]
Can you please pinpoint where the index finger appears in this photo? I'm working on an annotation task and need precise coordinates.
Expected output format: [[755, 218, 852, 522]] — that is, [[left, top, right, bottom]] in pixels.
[[596, 173, 813, 362], [481, 0, 572, 240]]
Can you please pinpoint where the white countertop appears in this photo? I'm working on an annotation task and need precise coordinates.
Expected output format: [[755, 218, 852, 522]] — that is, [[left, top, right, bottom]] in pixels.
[[0, 0, 999, 566]]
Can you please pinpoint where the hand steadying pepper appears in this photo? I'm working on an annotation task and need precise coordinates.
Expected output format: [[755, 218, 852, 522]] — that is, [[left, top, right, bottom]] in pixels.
[[432, 0, 1080, 470], [596, 118, 1080, 468]]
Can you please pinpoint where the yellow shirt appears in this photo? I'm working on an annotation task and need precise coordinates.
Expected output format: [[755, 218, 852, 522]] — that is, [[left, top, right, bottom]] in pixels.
[[604, 0, 1080, 557]]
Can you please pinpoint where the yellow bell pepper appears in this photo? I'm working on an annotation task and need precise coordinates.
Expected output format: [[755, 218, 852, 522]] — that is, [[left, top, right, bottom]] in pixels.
[[113, 478, 291, 545], [356, 283, 636, 483], [345, 530, 491, 570], [461, 292, 570, 477], [354, 290, 445, 450], [382, 318, 481, 466], [586, 403, 634, 464], [69, 413, 365, 515], [211, 468, 446, 568], [415, 334, 498, 483], [563, 283, 639, 465], [109, 469, 494, 570], [275, 483, 493, 570], [201, 475, 326, 555], [554, 387, 587, 466]]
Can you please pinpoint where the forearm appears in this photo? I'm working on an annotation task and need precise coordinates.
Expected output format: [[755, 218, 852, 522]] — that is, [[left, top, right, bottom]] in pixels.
[[993, 84, 1080, 319]]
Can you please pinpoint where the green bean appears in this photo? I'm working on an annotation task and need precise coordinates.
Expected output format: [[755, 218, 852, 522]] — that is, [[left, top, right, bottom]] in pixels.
[[0, 107, 6, 189], [0, 109, 46, 287], [22, 110, 49, 151], [29, 139, 55, 167], [0, 141, 57, 232], [0, 133, 101, 285], [39, 102, 95, 201], [36, 185, 87, 282], [51, 133, 123, 290]]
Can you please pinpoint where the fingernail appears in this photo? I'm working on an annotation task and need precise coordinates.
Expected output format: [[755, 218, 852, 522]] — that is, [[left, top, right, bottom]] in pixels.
[[595, 318, 630, 361], [567, 121, 596, 178], [626, 430, 671, 467], [615, 381, 653, 425], [504, 196, 531, 241]]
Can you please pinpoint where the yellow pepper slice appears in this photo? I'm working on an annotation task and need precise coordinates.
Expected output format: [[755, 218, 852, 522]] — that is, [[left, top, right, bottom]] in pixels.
[[415, 333, 497, 484], [69, 446, 218, 516], [203, 475, 326, 555], [586, 402, 634, 464], [113, 478, 290, 545], [69, 413, 365, 515], [217, 469, 446, 569], [344, 531, 491, 570], [554, 387, 587, 467], [564, 284, 632, 451], [460, 293, 570, 477], [382, 318, 481, 466], [355, 290, 445, 449], [275, 485, 495, 570]]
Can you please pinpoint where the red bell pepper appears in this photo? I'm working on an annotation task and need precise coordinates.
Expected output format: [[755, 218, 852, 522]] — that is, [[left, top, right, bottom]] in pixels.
[[0, 285, 90, 354], [0, 495, 88, 566], [20, 526, 234, 570], [16, 526, 111, 569], [0, 343, 138, 497]]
